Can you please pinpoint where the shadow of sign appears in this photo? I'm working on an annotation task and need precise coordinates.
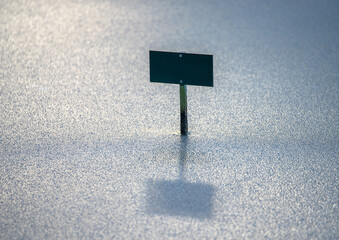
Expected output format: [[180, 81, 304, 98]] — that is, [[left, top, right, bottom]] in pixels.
[[146, 136, 215, 219], [146, 179, 214, 219]]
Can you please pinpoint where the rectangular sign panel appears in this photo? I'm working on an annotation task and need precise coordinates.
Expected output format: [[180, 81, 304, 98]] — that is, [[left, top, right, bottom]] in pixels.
[[150, 50, 213, 87]]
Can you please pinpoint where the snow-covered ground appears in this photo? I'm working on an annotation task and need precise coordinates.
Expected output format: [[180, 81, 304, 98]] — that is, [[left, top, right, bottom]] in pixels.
[[1, 0, 338, 239]]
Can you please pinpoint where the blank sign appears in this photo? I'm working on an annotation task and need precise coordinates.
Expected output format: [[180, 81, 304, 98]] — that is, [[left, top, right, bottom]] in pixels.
[[150, 50, 213, 87]]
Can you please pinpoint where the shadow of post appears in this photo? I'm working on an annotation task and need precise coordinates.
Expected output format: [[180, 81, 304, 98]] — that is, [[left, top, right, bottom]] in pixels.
[[146, 136, 215, 219]]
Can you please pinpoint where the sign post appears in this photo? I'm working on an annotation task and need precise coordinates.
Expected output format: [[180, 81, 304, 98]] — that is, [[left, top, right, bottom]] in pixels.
[[150, 50, 213, 135], [180, 84, 188, 134]]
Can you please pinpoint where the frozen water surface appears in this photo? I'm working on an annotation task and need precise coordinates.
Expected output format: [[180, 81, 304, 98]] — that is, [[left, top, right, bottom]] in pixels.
[[1, 0, 338, 239]]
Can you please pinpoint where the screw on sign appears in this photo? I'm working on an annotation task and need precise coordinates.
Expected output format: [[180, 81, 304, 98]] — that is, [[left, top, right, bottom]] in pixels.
[[149, 50, 213, 135]]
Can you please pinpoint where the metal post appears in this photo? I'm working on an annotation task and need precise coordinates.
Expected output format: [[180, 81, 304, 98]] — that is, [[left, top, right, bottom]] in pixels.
[[180, 84, 188, 135]]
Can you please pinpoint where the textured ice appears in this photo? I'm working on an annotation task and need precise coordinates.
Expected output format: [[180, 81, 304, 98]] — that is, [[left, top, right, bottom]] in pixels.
[[0, 0, 338, 239]]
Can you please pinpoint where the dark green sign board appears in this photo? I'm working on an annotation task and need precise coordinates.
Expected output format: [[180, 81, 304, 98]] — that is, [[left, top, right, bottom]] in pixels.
[[150, 50, 213, 87]]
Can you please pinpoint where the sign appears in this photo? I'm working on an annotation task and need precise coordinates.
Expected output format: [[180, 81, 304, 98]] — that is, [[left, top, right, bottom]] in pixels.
[[150, 50, 213, 87]]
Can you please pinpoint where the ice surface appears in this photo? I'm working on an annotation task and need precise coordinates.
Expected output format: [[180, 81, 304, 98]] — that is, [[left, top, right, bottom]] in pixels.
[[0, 0, 338, 239]]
